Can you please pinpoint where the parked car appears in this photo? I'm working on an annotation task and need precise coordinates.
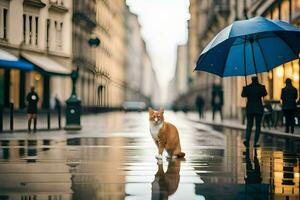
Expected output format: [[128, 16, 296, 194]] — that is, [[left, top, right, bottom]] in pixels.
[[122, 101, 147, 112]]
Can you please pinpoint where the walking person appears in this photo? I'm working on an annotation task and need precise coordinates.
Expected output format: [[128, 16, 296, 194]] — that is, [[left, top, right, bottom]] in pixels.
[[26, 86, 39, 132], [195, 95, 205, 119], [241, 76, 267, 148], [281, 78, 298, 134], [211, 84, 224, 121]]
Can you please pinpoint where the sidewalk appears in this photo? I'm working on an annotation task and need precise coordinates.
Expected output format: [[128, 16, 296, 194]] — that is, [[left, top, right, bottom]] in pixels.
[[1, 112, 62, 133], [185, 111, 300, 139]]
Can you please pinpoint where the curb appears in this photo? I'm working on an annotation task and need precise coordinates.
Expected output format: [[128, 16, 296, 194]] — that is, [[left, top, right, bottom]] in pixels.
[[0, 128, 61, 134], [190, 119, 300, 139]]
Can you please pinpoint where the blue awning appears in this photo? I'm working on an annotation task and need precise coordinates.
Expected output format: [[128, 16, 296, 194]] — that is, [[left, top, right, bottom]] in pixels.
[[0, 49, 33, 70]]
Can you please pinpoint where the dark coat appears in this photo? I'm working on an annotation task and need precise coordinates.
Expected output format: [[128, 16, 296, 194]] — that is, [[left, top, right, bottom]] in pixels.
[[26, 91, 39, 114], [241, 82, 267, 114], [281, 84, 298, 110]]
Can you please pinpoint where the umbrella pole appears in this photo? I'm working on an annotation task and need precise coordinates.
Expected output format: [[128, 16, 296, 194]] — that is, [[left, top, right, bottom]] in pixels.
[[243, 38, 247, 85], [250, 38, 258, 75]]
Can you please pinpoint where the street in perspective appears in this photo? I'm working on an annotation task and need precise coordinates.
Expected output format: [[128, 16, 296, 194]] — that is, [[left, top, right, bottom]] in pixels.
[[0, 0, 300, 200]]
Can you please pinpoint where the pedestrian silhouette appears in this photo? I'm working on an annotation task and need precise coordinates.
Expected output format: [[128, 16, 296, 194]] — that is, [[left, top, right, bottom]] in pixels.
[[241, 76, 267, 147], [281, 78, 298, 133], [26, 86, 39, 132], [211, 84, 223, 121], [195, 95, 205, 119]]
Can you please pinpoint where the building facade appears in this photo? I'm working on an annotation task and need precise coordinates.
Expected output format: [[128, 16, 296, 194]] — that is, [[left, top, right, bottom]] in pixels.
[[0, 0, 72, 110], [95, 0, 127, 108], [178, 0, 231, 112], [177, 0, 299, 119], [125, 5, 160, 107], [168, 44, 188, 108], [73, 0, 97, 107]]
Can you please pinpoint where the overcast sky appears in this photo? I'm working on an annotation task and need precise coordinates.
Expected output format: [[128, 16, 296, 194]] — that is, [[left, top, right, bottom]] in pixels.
[[126, 0, 190, 104]]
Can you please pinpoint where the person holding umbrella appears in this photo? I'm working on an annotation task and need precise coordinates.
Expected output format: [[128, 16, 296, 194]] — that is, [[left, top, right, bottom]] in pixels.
[[281, 78, 298, 134], [194, 16, 300, 146], [241, 76, 267, 147]]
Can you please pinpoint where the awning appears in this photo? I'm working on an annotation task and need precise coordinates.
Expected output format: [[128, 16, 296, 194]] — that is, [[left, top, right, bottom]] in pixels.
[[0, 49, 33, 70], [22, 52, 71, 76]]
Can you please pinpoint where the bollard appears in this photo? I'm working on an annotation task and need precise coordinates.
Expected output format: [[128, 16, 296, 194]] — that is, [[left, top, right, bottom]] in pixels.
[[47, 108, 51, 130], [10, 102, 13, 131], [0, 104, 3, 132]]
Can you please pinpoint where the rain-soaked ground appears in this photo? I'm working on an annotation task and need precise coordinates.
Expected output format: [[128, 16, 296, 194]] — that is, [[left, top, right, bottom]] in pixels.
[[0, 111, 299, 200]]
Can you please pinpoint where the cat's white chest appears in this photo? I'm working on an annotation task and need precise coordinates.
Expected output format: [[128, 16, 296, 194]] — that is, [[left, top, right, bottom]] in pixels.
[[150, 122, 163, 140]]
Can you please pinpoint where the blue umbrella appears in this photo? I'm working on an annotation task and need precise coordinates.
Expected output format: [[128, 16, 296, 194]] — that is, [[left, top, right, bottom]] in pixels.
[[194, 17, 300, 83]]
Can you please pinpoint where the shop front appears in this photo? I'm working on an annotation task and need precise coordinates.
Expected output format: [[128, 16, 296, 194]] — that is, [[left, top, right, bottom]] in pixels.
[[0, 49, 71, 110], [262, 0, 300, 101]]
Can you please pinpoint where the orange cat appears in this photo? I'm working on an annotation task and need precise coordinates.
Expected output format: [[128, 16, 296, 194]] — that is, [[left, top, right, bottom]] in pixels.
[[148, 108, 185, 160]]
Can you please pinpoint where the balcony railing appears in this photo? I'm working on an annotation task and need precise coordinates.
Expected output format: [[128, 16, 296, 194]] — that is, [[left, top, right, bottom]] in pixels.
[[23, 0, 46, 8], [49, 0, 68, 13]]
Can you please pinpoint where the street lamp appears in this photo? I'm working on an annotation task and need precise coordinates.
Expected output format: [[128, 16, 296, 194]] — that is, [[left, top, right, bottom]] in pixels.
[[65, 67, 82, 130], [65, 36, 101, 130]]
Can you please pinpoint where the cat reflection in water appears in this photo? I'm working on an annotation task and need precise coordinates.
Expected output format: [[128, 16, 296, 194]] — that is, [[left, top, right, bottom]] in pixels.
[[151, 159, 182, 199], [148, 108, 185, 160]]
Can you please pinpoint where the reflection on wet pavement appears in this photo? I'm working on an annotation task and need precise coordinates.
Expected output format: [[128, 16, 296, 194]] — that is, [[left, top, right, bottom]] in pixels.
[[0, 112, 299, 200]]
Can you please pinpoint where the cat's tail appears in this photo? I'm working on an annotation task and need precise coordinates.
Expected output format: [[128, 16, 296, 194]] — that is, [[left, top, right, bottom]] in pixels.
[[177, 152, 185, 158]]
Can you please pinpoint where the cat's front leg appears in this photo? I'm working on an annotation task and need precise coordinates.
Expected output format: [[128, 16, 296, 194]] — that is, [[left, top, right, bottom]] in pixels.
[[156, 143, 164, 160]]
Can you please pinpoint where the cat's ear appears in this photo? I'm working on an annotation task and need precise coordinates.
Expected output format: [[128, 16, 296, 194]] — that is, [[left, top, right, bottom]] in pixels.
[[160, 108, 164, 114], [148, 107, 153, 113]]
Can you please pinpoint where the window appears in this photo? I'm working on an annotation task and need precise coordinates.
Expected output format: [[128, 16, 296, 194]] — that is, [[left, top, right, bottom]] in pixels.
[[35, 17, 38, 45], [57, 22, 63, 50], [23, 14, 39, 46], [0, 7, 8, 39], [29, 16, 32, 44], [46, 19, 50, 49], [23, 14, 26, 42], [3, 8, 7, 39]]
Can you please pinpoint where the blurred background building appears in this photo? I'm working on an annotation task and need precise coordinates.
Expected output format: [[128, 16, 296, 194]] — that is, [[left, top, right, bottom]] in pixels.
[[73, 0, 97, 107], [94, 0, 127, 108], [172, 0, 300, 121], [0, 0, 160, 111], [0, 0, 72, 110], [125, 5, 160, 107]]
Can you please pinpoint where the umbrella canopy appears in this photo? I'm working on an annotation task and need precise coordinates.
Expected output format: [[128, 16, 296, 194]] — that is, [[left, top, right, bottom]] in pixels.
[[194, 17, 300, 77]]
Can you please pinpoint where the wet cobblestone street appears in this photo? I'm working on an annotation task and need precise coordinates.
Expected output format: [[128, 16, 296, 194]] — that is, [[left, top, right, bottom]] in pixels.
[[0, 112, 299, 200]]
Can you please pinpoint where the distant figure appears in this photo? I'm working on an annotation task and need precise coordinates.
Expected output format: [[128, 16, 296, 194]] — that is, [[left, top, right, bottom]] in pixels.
[[241, 76, 267, 148], [211, 84, 223, 121], [195, 95, 205, 119], [281, 78, 298, 134], [26, 86, 39, 132]]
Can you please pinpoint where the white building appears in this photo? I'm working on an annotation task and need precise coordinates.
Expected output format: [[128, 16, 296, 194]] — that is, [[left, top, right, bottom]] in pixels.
[[125, 6, 160, 106], [175, 44, 188, 96], [0, 0, 72, 109], [125, 7, 145, 101]]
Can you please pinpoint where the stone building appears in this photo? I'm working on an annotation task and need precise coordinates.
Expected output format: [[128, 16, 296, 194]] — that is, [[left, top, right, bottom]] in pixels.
[[73, 0, 97, 107], [124, 5, 160, 107], [95, 0, 127, 108], [0, 0, 72, 109]]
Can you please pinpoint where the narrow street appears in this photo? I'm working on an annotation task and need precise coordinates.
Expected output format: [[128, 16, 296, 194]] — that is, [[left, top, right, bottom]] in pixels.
[[0, 112, 299, 200]]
